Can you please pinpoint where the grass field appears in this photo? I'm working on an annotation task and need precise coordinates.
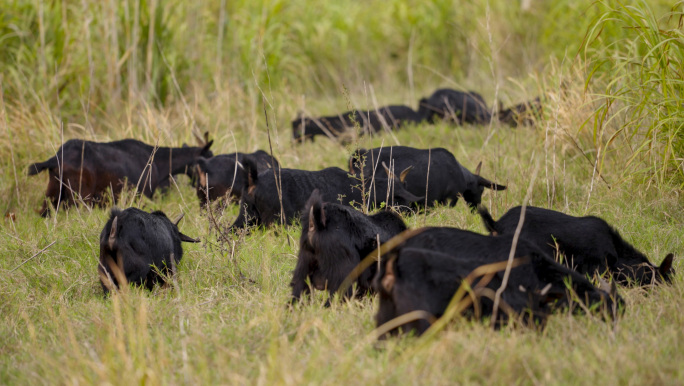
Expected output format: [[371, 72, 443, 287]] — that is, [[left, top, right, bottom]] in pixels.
[[1, 0, 683, 384]]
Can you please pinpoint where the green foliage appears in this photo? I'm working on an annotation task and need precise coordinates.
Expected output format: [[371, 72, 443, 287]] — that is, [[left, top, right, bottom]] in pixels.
[[0, 0, 646, 115], [583, 1, 684, 185]]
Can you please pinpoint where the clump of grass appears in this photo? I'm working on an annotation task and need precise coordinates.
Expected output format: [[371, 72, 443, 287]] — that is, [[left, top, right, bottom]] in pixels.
[[582, 1, 684, 185]]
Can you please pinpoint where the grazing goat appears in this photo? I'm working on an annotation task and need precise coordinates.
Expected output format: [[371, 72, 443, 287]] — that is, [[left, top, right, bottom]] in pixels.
[[230, 157, 422, 229], [292, 105, 422, 142], [418, 88, 491, 124], [350, 146, 506, 209], [477, 205, 675, 286], [498, 97, 542, 127], [98, 207, 199, 295], [196, 150, 279, 206], [28, 138, 213, 216], [373, 227, 623, 337], [290, 190, 407, 303]]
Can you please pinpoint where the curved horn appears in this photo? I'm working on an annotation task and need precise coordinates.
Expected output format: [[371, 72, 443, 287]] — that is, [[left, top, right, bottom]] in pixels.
[[173, 213, 184, 226], [474, 161, 482, 176], [399, 165, 414, 183], [381, 161, 394, 179], [108, 216, 118, 249]]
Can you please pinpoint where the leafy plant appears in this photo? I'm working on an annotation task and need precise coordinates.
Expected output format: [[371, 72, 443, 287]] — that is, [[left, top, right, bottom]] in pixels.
[[583, 1, 684, 185]]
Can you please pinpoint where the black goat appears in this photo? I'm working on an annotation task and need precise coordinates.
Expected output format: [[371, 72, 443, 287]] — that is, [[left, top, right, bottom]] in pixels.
[[98, 207, 199, 295], [350, 146, 506, 209], [28, 138, 213, 216], [477, 205, 674, 286]]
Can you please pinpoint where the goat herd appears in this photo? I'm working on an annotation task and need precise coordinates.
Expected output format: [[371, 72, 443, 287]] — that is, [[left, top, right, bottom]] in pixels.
[[27, 87, 674, 338], [291, 88, 541, 142]]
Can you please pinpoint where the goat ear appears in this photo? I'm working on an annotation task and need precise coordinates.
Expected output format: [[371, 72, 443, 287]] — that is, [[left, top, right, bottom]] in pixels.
[[108, 216, 118, 249], [172, 213, 184, 226], [307, 195, 326, 244], [197, 165, 207, 187], [307, 205, 316, 236], [659, 253, 674, 277], [179, 232, 200, 243], [313, 200, 326, 230], [396, 188, 423, 204], [474, 161, 482, 176], [244, 157, 259, 192], [202, 140, 214, 152], [399, 165, 413, 183], [477, 176, 506, 191], [381, 252, 399, 292]]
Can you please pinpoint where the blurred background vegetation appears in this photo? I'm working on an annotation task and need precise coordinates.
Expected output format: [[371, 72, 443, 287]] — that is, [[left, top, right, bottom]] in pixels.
[[0, 0, 682, 183]]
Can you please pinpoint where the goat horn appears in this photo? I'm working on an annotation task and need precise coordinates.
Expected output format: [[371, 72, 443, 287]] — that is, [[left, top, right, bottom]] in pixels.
[[399, 165, 414, 183], [381, 161, 394, 179], [173, 213, 184, 226]]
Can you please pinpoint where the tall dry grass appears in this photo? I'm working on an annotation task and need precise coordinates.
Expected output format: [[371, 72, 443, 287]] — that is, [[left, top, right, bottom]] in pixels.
[[1, 1, 683, 384]]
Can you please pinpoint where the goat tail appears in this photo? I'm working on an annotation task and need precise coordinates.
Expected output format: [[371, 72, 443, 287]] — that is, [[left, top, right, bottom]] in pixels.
[[476, 204, 498, 234], [27, 158, 58, 176]]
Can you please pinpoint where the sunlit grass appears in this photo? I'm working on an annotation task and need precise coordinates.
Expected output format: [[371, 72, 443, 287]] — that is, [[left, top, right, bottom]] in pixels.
[[1, 0, 683, 384], [2, 118, 682, 383]]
